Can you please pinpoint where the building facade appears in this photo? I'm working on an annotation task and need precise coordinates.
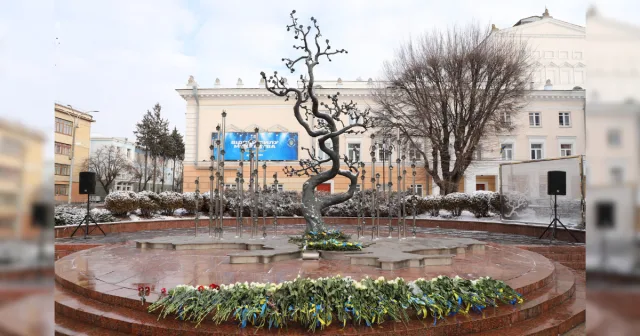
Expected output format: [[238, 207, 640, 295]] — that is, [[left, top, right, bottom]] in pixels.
[[54, 103, 95, 203], [89, 136, 180, 198], [178, 9, 586, 197], [0, 118, 45, 240]]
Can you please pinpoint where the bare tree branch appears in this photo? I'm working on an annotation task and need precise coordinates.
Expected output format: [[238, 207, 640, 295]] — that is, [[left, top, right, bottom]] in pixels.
[[86, 145, 131, 194], [373, 23, 530, 195], [261, 10, 370, 232]]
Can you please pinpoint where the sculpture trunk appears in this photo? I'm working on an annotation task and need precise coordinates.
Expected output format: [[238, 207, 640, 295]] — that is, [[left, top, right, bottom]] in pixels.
[[301, 177, 327, 233]]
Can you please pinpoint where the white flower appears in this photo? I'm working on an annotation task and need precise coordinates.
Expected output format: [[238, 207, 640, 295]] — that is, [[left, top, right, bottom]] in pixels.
[[377, 276, 385, 282]]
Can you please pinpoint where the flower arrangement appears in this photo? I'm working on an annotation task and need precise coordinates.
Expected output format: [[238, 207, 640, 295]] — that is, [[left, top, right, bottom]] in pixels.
[[302, 238, 363, 251], [289, 230, 365, 252], [138, 286, 150, 304], [148, 275, 523, 332]]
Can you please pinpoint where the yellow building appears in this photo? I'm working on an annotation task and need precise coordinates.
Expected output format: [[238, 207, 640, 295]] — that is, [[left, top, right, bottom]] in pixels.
[[54, 103, 95, 203], [0, 118, 45, 240]]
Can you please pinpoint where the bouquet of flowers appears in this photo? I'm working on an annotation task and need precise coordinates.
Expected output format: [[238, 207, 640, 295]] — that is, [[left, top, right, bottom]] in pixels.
[[302, 238, 363, 251], [149, 275, 523, 332]]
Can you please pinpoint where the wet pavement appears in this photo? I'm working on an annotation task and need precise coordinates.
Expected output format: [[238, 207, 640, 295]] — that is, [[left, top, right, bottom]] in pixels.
[[56, 223, 582, 246]]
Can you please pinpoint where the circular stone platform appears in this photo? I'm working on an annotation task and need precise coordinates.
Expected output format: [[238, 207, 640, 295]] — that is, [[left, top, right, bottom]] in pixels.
[[54, 227, 589, 335], [134, 235, 487, 270], [55, 235, 553, 305]]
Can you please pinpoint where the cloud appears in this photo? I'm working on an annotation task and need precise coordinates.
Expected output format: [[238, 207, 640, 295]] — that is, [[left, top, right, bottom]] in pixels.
[[3, 0, 605, 152]]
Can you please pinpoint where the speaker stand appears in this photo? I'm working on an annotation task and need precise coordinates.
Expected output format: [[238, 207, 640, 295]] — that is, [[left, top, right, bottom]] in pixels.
[[70, 195, 106, 239], [539, 194, 580, 242]]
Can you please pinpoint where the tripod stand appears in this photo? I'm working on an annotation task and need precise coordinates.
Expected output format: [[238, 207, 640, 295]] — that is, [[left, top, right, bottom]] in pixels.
[[539, 194, 580, 242], [70, 194, 106, 239]]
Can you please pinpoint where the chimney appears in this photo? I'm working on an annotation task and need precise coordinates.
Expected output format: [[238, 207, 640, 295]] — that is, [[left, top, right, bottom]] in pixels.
[[530, 82, 535, 90], [337, 77, 343, 87], [491, 24, 499, 32], [236, 78, 243, 88], [259, 77, 265, 87], [544, 79, 553, 90], [214, 78, 221, 88]]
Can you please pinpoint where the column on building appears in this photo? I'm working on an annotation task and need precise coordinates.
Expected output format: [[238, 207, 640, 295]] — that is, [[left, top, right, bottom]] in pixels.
[[464, 174, 476, 193]]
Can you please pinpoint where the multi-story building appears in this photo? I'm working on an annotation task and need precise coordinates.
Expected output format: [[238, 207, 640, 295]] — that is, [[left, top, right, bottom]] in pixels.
[[89, 136, 180, 197], [54, 103, 95, 203], [0, 118, 45, 240], [178, 9, 585, 198]]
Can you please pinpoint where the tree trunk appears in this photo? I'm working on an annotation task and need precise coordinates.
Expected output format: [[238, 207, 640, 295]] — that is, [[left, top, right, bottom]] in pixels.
[[142, 150, 148, 191], [161, 157, 166, 192], [152, 156, 157, 193], [172, 159, 176, 191], [301, 179, 326, 233]]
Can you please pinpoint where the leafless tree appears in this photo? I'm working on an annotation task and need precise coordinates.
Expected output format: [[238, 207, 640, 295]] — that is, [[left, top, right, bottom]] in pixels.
[[129, 150, 155, 191], [85, 145, 131, 195], [261, 10, 372, 232], [373, 24, 531, 195]]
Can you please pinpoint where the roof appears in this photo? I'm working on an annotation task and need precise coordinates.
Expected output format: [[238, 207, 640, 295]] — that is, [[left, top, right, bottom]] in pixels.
[[54, 103, 96, 122], [0, 118, 46, 142]]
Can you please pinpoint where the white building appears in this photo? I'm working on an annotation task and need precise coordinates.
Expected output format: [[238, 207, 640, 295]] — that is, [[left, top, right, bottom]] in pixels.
[[178, 8, 585, 199], [90, 136, 179, 195]]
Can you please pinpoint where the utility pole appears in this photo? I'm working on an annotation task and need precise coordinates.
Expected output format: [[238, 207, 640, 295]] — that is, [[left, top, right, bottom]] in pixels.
[[67, 115, 78, 204], [66, 106, 98, 204]]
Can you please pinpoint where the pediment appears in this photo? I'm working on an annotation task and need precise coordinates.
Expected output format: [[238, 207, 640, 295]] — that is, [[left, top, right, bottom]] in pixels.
[[267, 124, 289, 132], [226, 125, 242, 132], [244, 124, 262, 132], [502, 19, 585, 36]]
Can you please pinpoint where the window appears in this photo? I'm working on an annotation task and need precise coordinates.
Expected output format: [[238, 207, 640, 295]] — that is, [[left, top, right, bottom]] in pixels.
[[274, 184, 284, 192], [349, 115, 358, 125], [127, 148, 131, 159], [347, 143, 360, 162], [55, 184, 69, 196], [0, 166, 20, 180], [502, 112, 512, 125], [558, 112, 571, 127], [355, 184, 361, 191], [0, 192, 17, 206], [530, 143, 544, 160], [474, 144, 482, 160], [55, 117, 73, 135], [410, 184, 423, 197], [408, 145, 420, 161], [1, 136, 23, 156], [610, 167, 624, 185], [529, 112, 541, 127], [607, 129, 621, 147], [378, 145, 392, 162], [55, 142, 72, 156], [560, 143, 573, 157], [317, 140, 330, 160], [55, 163, 70, 176], [501, 143, 514, 161], [0, 218, 15, 229], [224, 183, 238, 190]]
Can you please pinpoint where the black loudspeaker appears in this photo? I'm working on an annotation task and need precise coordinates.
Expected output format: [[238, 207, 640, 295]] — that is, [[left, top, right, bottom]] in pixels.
[[596, 201, 615, 229], [79, 171, 96, 194], [547, 171, 566, 196], [32, 202, 53, 228]]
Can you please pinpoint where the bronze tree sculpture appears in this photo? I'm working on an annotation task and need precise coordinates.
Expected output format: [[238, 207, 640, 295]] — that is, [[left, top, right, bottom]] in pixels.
[[261, 10, 371, 233]]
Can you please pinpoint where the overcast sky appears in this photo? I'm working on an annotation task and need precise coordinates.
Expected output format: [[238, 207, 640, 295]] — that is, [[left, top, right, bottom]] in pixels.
[[0, 0, 636, 157]]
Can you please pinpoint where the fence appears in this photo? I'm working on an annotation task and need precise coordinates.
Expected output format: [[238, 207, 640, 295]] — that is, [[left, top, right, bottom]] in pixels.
[[499, 155, 585, 229]]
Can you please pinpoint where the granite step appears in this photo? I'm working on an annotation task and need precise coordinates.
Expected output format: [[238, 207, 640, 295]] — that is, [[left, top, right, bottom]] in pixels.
[[55, 314, 128, 336], [54, 263, 576, 335], [474, 269, 585, 336]]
